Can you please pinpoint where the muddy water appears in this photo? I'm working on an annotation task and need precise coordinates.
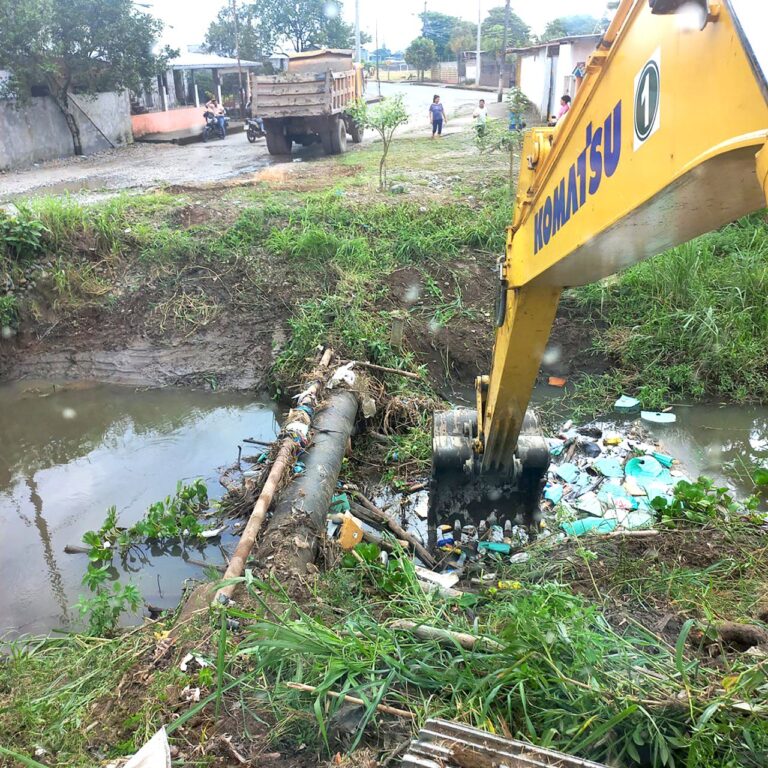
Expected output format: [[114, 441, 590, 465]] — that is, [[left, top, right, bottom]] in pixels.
[[0, 381, 279, 639], [645, 404, 768, 499]]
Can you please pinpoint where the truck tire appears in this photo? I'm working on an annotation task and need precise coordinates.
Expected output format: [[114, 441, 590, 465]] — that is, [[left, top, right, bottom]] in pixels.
[[320, 128, 335, 154], [265, 125, 291, 155], [329, 116, 348, 154], [348, 119, 363, 143]]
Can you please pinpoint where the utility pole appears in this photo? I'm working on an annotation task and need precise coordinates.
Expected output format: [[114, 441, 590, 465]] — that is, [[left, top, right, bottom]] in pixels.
[[354, 0, 361, 64], [231, 0, 246, 118], [422, 0, 427, 36], [375, 19, 381, 97], [476, 0, 482, 88], [497, 0, 510, 102]]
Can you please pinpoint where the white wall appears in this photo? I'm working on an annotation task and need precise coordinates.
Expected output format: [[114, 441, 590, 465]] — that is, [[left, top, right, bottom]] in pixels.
[[519, 49, 548, 118], [520, 38, 599, 120]]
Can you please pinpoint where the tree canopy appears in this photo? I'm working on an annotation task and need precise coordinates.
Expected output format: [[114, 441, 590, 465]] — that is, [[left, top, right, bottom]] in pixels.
[[205, 5, 275, 61], [541, 14, 604, 41], [0, 0, 165, 155], [405, 37, 437, 80], [419, 11, 465, 61], [482, 5, 530, 49], [207, 0, 358, 56]]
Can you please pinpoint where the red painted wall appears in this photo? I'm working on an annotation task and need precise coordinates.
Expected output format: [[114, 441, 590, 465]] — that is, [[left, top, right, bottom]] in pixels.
[[131, 106, 202, 137]]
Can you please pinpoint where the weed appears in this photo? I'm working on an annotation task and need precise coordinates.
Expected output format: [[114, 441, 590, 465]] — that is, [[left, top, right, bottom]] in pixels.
[[75, 580, 142, 637], [651, 476, 761, 527], [0, 208, 48, 261], [75, 481, 209, 635], [225, 562, 768, 766], [0, 294, 18, 327]]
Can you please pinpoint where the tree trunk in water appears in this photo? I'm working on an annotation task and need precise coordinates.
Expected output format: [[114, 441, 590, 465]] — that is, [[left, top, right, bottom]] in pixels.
[[52, 90, 83, 156]]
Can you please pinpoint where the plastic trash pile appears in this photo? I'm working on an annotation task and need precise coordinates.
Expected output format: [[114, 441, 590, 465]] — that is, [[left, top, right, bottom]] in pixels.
[[543, 399, 688, 537]]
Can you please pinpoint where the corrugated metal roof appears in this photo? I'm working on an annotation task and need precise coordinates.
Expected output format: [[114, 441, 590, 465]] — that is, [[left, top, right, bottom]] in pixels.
[[508, 33, 602, 55], [288, 48, 353, 60], [168, 52, 261, 70]]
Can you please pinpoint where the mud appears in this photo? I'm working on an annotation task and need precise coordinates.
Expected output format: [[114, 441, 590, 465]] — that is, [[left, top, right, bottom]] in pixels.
[[3, 323, 283, 390]]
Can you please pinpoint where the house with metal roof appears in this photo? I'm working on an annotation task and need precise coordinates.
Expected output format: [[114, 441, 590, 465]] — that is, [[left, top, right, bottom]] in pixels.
[[510, 34, 602, 121]]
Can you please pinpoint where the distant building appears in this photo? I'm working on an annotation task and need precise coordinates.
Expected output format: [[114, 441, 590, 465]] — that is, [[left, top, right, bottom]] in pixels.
[[131, 51, 262, 138], [509, 34, 602, 120]]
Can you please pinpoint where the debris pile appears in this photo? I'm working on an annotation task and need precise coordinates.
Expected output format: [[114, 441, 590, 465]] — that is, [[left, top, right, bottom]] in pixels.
[[542, 404, 687, 538]]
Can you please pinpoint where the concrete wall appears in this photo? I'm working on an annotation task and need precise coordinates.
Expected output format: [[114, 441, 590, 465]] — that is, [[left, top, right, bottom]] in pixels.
[[131, 105, 202, 138], [430, 62, 459, 85], [0, 91, 132, 171], [518, 49, 550, 118]]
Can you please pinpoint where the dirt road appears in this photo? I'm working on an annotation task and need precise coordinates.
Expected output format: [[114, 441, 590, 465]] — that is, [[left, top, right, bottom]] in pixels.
[[0, 84, 494, 203], [0, 131, 277, 202]]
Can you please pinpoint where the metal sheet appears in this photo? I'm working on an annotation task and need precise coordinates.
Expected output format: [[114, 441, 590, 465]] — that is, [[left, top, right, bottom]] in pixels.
[[402, 719, 609, 768]]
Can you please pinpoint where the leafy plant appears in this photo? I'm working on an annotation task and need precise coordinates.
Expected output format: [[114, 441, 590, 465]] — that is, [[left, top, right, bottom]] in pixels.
[[0, 294, 19, 328], [76, 480, 209, 635], [651, 476, 760, 527], [347, 96, 409, 190], [0, 210, 48, 261], [76, 581, 142, 637]]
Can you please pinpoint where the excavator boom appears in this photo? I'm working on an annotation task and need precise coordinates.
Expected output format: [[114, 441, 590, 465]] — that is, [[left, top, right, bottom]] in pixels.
[[431, 0, 768, 531]]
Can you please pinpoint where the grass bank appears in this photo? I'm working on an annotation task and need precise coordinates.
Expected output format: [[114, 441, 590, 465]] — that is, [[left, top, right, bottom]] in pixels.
[[565, 213, 768, 414], [5, 513, 768, 767]]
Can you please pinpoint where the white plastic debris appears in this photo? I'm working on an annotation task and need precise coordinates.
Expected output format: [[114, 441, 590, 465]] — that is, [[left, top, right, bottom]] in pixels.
[[179, 652, 211, 672], [327, 362, 357, 389], [200, 525, 226, 539], [284, 420, 310, 439], [124, 726, 171, 768], [641, 411, 677, 424], [361, 394, 377, 419], [180, 685, 201, 702]]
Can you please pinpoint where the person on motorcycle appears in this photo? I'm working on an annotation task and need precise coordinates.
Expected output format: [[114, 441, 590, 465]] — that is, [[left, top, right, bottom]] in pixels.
[[205, 98, 226, 136]]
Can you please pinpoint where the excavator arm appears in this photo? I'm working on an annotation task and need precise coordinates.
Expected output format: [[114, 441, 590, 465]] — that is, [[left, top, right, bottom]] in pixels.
[[431, 0, 768, 531]]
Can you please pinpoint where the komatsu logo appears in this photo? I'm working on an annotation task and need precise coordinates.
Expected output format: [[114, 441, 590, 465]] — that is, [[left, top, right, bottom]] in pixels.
[[533, 101, 622, 255]]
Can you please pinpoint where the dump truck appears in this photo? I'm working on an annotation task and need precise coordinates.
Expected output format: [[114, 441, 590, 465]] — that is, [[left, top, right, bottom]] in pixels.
[[249, 49, 364, 156]]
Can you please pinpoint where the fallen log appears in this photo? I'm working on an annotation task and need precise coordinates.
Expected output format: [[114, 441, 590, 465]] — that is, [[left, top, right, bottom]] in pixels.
[[255, 389, 359, 577], [348, 490, 435, 568], [350, 361, 421, 381], [286, 682, 414, 719], [214, 438, 295, 603], [390, 619, 503, 652], [214, 348, 334, 604]]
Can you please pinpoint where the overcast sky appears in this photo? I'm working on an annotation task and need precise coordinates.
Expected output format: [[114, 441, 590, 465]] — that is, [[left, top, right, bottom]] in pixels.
[[150, 0, 612, 53]]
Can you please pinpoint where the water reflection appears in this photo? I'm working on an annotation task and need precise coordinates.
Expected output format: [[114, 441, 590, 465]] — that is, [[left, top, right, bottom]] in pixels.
[[644, 405, 768, 498], [0, 381, 279, 638]]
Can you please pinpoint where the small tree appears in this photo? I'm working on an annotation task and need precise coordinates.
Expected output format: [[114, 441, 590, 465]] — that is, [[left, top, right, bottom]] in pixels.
[[348, 96, 409, 191], [0, 0, 165, 156], [405, 37, 437, 81]]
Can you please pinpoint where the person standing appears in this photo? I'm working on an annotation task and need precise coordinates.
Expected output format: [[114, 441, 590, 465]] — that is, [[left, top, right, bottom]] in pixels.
[[556, 94, 571, 122], [428, 95, 447, 138], [473, 98, 488, 137]]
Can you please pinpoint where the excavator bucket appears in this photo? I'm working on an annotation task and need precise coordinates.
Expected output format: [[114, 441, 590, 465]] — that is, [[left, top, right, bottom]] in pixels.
[[428, 407, 550, 536]]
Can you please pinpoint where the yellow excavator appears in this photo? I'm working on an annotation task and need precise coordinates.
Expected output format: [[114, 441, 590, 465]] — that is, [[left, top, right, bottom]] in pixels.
[[430, 0, 768, 528]]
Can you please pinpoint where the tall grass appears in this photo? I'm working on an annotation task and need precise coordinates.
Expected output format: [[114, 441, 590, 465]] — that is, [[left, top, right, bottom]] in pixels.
[[226, 560, 768, 767], [574, 213, 768, 407]]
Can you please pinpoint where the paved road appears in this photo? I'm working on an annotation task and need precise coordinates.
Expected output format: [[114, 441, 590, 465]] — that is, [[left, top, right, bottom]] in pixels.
[[0, 84, 493, 202]]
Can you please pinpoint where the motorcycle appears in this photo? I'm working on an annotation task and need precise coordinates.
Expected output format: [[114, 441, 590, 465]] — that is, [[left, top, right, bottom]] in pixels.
[[202, 110, 229, 141], [245, 116, 265, 143]]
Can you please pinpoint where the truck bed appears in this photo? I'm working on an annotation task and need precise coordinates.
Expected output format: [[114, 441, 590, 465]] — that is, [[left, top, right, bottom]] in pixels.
[[252, 70, 358, 119]]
